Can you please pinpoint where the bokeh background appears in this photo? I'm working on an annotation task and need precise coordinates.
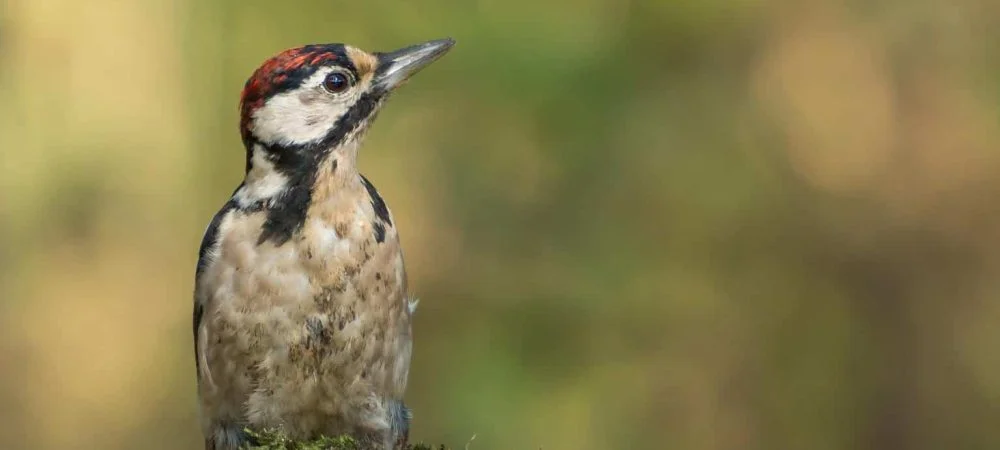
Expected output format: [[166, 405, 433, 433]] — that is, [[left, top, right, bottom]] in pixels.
[[2, 0, 1000, 449]]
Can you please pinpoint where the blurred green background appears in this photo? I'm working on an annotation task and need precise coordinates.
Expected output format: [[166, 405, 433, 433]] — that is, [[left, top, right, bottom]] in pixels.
[[2, 0, 1000, 449]]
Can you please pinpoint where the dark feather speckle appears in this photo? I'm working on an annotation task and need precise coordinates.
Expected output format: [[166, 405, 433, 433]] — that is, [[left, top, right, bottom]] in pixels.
[[360, 175, 391, 226]]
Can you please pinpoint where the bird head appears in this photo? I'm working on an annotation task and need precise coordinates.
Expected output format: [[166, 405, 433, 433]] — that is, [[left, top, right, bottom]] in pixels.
[[238, 38, 454, 160]]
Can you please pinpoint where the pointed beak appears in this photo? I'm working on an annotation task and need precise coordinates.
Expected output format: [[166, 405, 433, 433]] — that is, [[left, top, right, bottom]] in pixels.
[[374, 38, 455, 91]]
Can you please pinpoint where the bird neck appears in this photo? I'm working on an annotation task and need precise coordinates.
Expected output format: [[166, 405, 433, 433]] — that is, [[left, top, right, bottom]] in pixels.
[[235, 140, 366, 246], [234, 141, 360, 209], [310, 143, 363, 205]]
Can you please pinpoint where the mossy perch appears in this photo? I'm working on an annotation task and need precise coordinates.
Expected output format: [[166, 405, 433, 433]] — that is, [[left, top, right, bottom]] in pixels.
[[244, 428, 446, 450]]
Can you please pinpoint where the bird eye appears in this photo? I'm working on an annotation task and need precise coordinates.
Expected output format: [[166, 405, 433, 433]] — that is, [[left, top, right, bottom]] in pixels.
[[323, 72, 351, 93]]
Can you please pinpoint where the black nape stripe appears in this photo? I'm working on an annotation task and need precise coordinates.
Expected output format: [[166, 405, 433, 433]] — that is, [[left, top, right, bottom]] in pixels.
[[250, 87, 388, 246], [255, 145, 320, 246]]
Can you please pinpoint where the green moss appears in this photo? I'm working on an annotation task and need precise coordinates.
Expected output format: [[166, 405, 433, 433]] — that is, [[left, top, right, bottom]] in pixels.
[[243, 428, 445, 450]]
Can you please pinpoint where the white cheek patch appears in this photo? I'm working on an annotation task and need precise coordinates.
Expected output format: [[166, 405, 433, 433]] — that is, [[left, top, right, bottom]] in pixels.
[[234, 145, 289, 207], [250, 69, 353, 146]]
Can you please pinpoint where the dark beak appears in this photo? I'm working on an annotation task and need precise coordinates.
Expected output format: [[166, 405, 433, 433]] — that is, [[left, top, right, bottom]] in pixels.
[[374, 38, 455, 91]]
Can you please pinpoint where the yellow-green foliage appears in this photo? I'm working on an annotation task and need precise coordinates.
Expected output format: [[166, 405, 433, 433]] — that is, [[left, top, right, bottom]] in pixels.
[[244, 428, 443, 450]]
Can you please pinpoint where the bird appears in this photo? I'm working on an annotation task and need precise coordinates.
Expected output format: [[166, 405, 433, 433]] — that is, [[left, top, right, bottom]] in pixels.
[[192, 38, 455, 450]]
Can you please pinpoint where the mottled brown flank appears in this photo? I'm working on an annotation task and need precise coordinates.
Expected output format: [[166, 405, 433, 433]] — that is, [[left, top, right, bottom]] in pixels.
[[335, 222, 349, 238]]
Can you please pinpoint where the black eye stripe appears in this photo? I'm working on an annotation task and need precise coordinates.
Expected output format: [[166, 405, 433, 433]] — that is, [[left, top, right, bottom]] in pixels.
[[252, 45, 360, 99]]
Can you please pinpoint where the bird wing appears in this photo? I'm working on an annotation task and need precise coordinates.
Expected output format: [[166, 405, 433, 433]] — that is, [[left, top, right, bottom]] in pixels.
[[193, 197, 238, 388]]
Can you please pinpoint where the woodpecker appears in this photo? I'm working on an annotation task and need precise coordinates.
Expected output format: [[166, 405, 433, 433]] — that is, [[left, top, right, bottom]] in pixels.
[[193, 38, 454, 450]]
